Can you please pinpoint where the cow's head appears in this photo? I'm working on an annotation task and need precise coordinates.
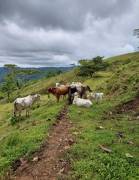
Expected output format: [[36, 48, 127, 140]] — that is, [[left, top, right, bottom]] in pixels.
[[86, 85, 92, 92], [32, 94, 41, 101], [48, 87, 56, 94]]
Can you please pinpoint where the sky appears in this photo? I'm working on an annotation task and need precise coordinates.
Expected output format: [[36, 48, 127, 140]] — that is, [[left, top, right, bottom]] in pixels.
[[0, 0, 139, 67]]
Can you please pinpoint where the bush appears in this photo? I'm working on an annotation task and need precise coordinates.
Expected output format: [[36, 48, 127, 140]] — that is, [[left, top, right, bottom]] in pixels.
[[78, 56, 108, 77], [10, 116, 23, 125]]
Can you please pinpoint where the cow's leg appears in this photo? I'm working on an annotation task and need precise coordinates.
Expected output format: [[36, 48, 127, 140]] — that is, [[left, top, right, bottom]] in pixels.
[[64, 95, 67, 100], [96, 98, 99, 104], [63, 95, 66, 100], [19, 111, 21, 118], [79, 92, 82, 98], [28, 109, 30, 117], [57, 95, 60, 103], [26, 109, 28, 117], [27, 109, 29, 117], [14, 110, 16, 117], [84, 92, 87, 99], [68, 94, 71, 105]]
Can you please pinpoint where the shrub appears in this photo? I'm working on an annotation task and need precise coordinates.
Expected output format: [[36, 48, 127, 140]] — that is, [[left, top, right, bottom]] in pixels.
[[10, 116, 23, 125]]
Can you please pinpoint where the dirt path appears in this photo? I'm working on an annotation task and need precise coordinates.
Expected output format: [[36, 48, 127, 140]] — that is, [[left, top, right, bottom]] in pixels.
[[8, 106, 74, 180]]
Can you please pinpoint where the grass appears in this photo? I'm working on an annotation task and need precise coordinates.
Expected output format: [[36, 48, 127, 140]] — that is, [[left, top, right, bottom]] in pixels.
[[12, 69, 82, 98], [65, 52, 139, 179], [0, 95, 64, 176], [0, 51, 139, 178], [67, 100, 139, 179]]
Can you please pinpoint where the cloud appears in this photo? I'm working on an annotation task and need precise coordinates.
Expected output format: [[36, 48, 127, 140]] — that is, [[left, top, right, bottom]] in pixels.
[[0, 0, 134, 30], [0, 0, 139, 67]]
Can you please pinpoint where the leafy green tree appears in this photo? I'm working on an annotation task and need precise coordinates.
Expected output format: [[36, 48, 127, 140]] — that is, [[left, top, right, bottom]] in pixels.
[[1, 64, 17, 101], [2, 64, 40, 101], [1, 74, 16, 101], [78, 60, 95, 77], [4, 64, 17, 79], [78, 56, 108, 77]]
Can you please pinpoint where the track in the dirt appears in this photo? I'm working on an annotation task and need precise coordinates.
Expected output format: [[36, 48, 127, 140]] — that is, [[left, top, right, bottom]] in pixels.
[[8, 106, 74, 180]]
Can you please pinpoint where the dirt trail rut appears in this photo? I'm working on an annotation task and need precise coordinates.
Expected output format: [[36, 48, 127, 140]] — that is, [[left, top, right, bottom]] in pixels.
[[9, 106, 74, 180]]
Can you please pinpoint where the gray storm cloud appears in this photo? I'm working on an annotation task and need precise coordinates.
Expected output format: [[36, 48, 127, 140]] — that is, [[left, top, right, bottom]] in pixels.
[[0, 0, 139, 67]]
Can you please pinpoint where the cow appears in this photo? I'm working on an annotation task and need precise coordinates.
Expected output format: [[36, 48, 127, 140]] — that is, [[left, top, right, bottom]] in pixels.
[[73, 92, 92, 107], [48, 85, 69, 102], [14, 94, 40, 117], [87, 92, 104, 103], [68, 84, 92, 104]]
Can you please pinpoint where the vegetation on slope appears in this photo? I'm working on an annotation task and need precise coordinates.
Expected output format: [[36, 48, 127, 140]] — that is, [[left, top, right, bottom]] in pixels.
[[0, 52, 139, 179], [0, 95, 64, 176], [66, 52, 139, 179]]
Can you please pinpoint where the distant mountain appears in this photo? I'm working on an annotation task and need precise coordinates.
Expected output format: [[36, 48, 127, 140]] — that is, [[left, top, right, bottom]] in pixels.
[[0, 66, 74, 83]]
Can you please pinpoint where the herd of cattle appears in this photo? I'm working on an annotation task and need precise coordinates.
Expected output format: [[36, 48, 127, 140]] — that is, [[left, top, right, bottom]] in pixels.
[[13, 82, 104, 117]]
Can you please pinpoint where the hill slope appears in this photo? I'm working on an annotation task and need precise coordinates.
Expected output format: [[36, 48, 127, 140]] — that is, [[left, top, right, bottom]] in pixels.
[[67, 52, 139, 179], [0, 52, 139, 179]]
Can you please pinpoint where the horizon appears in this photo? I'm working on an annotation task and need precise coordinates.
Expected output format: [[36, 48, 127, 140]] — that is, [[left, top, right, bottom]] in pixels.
[[0, 65, 76, 68], [1, 51, 139, 68]]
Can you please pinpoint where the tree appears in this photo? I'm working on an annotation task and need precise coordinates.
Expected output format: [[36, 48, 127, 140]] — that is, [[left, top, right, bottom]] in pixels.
[[1, 74, 16, 101], [2, 64, 40, 101], [78, 60, 95, 77], [1, 64, 17, 101], [78, 56, 108, 77], [93, 56, 103, 64], [4, 64, 17, 70]]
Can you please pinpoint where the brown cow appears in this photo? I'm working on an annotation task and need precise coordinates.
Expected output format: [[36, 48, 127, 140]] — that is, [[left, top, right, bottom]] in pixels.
[[48, 85, 69, 102]]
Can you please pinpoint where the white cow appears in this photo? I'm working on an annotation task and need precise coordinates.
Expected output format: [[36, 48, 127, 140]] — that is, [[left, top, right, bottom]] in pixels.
[[87, 92, 104, 103], [14, 94, 41, 117], [71, 82, 83, 87], [73, 92, 92, 107]]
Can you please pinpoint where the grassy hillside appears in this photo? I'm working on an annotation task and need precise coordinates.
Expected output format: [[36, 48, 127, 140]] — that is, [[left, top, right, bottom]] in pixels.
[[0, 95, 64, 176], [0, 52, 139, 178], [67, 52, 139, 179]]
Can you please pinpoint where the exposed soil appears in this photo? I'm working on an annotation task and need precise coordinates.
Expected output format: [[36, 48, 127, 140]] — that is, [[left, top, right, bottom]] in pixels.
[[7, 106, 74, 180], [116, 96, 139, 113]]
